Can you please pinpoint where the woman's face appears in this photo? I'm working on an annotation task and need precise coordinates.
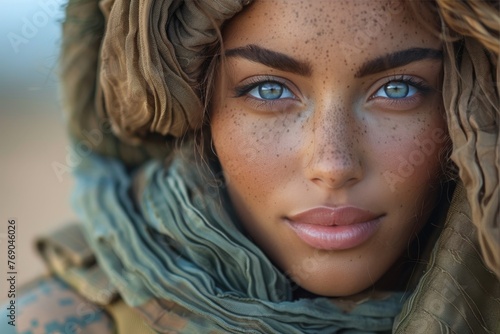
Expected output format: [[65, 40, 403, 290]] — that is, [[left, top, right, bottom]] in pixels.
[[211, 0, 447, 296]]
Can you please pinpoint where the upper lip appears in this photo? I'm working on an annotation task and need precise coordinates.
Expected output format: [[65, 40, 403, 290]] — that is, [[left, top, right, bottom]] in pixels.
[[287, 206, 383, 226]]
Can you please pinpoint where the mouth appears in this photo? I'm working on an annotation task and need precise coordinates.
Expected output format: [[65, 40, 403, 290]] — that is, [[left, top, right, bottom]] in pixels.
[[284, 206, 384, 250]]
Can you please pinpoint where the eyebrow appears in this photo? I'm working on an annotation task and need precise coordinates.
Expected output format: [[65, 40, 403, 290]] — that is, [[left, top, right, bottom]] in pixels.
[[225, 44, 313, 76], [355, 48, 443, 78]]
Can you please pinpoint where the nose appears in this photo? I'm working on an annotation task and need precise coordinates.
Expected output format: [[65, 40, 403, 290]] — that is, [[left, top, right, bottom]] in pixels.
[[303, 103, 363, 190]]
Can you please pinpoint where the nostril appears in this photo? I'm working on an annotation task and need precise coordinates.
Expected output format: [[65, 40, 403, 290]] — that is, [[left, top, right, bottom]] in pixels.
[[312, 175, 360, 190], [311, 177, 337, 189]]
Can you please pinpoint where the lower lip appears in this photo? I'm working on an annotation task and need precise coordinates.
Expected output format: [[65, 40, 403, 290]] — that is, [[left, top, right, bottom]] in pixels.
[[286, 218, 382, 251]]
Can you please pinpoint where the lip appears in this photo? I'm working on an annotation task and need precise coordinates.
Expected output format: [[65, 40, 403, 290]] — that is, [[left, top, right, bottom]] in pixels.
[[285, 206, 383, 250]]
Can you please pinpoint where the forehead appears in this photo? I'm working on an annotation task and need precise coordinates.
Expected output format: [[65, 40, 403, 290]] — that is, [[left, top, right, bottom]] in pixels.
[[222, 0, 441, 65]]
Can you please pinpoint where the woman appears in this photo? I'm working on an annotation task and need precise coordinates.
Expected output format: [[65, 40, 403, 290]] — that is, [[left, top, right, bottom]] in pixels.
[[9, 0, 499, 333]]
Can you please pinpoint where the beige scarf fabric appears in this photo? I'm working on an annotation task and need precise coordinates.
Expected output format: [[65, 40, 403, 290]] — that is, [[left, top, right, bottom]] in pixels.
[[61, 0, 249, 165], [441, 34, 500, 279], [97, 0, 250, 144], [392, 182, 499, 333]]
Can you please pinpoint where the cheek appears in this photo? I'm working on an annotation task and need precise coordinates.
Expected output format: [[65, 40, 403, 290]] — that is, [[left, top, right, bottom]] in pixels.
[[373, 112, 448, 200], [211, 107, 287, 204]]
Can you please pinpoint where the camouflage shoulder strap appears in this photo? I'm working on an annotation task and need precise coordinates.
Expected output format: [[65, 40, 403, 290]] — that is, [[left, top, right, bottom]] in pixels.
[[36, 223, 156, 334]]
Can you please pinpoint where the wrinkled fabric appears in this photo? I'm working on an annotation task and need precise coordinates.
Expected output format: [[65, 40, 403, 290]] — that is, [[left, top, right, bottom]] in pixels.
[[61, 0, 251, 164], [60, 0, 169, 166], [441, 35, 500, 278], [72, 148, 405, 333], [393, 183, 500, 333], [98, 0, 249, 144]]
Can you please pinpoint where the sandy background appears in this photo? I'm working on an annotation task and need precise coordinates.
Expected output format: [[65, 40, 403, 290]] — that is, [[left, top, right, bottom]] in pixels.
[[0, 0, 76, 295]]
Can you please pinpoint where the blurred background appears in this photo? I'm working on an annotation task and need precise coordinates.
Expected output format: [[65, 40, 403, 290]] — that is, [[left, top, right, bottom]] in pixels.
[[0, 0, 76, 294]]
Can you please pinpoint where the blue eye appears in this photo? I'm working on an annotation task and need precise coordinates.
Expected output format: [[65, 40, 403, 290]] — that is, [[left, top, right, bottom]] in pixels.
[[247, 81, 294, 100], [374, 81, 418, 99]]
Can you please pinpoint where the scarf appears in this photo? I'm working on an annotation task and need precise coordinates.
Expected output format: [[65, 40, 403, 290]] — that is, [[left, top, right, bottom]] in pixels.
[[72, 147, 407, 333]]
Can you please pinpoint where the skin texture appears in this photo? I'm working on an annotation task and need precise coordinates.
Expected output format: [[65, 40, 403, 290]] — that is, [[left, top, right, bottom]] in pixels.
[[210, 0, 447, 297]]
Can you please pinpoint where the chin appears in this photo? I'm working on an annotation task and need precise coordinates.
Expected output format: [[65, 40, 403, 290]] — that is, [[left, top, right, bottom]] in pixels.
[[286, 258, 392, 298], [297, 279, 374, 298]]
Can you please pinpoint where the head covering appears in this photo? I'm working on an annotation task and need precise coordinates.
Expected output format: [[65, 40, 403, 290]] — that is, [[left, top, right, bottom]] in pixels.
[[430, 0, 500, 278], [442, 35, 500, 279], [60, 0, 500, 332], [97, 0, 250, 144], [61, 0, 250, 165]]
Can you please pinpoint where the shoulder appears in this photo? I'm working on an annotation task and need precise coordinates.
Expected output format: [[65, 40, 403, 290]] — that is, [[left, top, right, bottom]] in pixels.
[[0, 276, 114, 334]]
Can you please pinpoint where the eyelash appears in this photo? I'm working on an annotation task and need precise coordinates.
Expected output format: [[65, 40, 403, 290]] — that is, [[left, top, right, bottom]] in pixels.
[[368, 75, 433, 108], [234, 76, 294, 98], [233, 76, 299, 112]]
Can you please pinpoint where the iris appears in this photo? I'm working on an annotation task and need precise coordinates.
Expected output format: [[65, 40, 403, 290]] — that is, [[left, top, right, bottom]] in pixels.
[[384, 81, 409, 98], [258, 82, 284, 100]]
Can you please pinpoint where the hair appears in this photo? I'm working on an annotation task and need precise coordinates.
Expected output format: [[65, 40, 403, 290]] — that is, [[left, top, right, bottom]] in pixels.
[[437, 0, 500, 55], [407, 1, 499, 55], [193, 40, 223, 160], [188, 6, 229, 185], [407, 0, 499, 176], [192, 7, 233, 169]]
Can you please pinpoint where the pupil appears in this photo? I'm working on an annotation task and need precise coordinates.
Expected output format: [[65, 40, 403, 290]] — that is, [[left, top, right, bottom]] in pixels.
[[259, 83, 283, 100], [384, 81, 409, 98]]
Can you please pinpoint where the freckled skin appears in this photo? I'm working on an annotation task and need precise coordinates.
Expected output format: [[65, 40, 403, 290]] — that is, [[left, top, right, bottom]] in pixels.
[[211, 0, 447, 296]]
